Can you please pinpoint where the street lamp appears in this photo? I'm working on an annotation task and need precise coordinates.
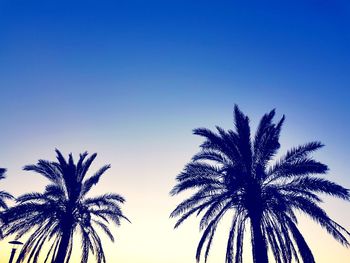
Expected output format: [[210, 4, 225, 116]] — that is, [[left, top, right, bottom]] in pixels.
[[8, 240, 23, 263]]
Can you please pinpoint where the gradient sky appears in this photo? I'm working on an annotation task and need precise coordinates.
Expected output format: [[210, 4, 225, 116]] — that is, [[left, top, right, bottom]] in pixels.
[[0, 0, 350, 262]]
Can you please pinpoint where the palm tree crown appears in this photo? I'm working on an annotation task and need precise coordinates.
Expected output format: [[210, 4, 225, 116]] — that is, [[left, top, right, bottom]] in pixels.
[[0, 168, 14, 237], [3, 149, 129, 263], [0, 168, 13, 210], [170, 105, 350, 263]]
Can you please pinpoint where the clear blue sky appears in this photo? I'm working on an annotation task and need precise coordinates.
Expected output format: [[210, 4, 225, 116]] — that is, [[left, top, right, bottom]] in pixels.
[[1, 0, 349, 129], [0, 1, 349, 262]]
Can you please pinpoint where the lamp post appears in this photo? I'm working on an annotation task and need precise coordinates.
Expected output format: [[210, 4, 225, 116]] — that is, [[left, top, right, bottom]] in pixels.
[[8, 240, 23, 263]]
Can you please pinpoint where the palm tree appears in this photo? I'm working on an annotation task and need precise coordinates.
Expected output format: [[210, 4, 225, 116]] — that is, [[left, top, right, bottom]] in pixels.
[[3, 149, 129, 263], [170, 105, 350, 263], [0, 168, 14, 237]]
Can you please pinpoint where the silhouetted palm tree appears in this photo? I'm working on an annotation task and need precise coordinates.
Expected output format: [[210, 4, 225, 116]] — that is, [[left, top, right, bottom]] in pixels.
[[0, 168, 14, 237], [170, 105, 350, 263], [3, 149, 129, 263]]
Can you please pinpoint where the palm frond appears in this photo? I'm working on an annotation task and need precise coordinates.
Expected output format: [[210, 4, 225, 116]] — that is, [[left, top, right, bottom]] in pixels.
[[0, 168, 6, 179], [81, 165, 111, 197]]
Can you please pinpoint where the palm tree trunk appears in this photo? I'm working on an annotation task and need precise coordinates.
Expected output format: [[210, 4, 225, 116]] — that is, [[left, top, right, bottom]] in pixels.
[[54, 229, 71, 263], [251, 216, 268, 263]]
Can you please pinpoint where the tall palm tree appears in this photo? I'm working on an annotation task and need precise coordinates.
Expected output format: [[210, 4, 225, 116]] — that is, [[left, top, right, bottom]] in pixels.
[[3, 149, 129, 263], [170, 105, 350, 263], [0, 168, 14, 237]]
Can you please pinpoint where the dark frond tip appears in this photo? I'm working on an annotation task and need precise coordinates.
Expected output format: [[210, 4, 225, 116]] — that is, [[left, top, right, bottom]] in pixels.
[[0, 168, 6, 180], [267, 108, 276, 118], [68, 153, 74, 166], [283, 141, 325, 163], [122, 215, 131, 223], [103, 193, 125, 203], [0, 168, 6, 177], [303, 141, 325, 150], [55, 148, 63, 156], [309, 160, 329, 174], [256, 109, 276, 131], [298, 177, 350, 201], [23, 164, 37, 171], [233, 105, 249, 123], [55, 148, 68, 166], [90, 152, 98, 159], [0, 191, 14, 200], [193, 127, 215, 137], [215, 126, 225, 134], [233, 104, 239, 113], [169, 186, 179, 196], [80, 151, 89, 158], [277, 114, 285, 129], [81, 164, 111, 196]]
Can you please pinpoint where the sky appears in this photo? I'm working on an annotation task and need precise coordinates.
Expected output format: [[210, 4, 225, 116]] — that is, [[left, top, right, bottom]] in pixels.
[[0, 0, 350, 262]]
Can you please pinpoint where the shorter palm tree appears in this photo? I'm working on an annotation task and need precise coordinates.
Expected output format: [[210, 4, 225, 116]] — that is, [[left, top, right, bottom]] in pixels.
[[3, 149, 129, 263]]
